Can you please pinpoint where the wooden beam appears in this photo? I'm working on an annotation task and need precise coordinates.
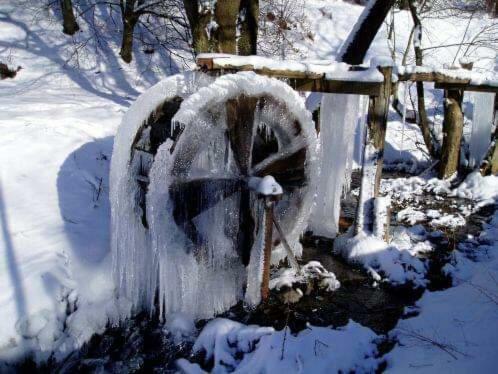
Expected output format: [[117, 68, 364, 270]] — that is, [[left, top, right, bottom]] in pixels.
[[197, 55, 384, 96], [355, 66, 392, 234], [397, 71, 498, 94], [288, 78, 382, 96], [434, 82, 498, 94]]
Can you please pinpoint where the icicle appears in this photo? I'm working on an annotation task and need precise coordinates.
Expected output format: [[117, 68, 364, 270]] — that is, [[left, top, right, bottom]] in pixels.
[[468, 92, 495, 168], [310, 94, 361, 238], [353, 95, 368, 168], [400, 82, 408, 153]]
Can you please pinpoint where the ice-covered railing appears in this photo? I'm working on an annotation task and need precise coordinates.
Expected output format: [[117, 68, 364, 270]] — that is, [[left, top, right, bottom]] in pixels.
[[196, 54, 385, 96], [196, 54, 498, 94], [197, 53, 384, 81], [395, 65, 498, 90]]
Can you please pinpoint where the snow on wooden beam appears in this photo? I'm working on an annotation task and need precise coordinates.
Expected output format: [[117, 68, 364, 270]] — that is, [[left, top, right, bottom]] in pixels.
[[396, 66, 498, 93], [196, 54, 385, 96]]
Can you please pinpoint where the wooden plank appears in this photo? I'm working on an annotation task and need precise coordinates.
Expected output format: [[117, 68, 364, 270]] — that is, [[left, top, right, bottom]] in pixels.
[[261, 198, 274, 302], [355, 66, 392, 234], [435, 82, 498, 94], [289, 78, 382, 96], [398, 72, 498, 93], [397, 71, 471, 83], [196, 56, 384, 96]]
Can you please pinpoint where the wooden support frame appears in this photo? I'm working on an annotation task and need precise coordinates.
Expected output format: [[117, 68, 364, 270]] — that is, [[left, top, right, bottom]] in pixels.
[[397, 72, 498, 94], [196, 53, 498, 235], [197, 55, 384, 96], [355, 66, 392, 234]]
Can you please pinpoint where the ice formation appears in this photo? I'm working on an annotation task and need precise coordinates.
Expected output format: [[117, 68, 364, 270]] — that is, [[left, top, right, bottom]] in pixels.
[[112, 71, 318, 320], [310, 93, 367, 238], [110, 72, 213, 317], [468, 92, 495, 168]]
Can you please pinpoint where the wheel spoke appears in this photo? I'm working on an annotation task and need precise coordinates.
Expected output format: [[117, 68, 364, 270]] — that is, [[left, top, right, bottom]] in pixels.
[[226, 96, 258, 175], [251, 143, 307, 187], [170, 178, 242, 237], [237, 189, 255, 266]]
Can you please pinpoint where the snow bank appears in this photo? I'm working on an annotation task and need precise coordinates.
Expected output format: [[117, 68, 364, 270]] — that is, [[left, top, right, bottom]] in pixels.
[[452, 171, 498, 208], [334, 232, 427, 286], [178, 318, 380, 373], [386, 210, 498, 372]]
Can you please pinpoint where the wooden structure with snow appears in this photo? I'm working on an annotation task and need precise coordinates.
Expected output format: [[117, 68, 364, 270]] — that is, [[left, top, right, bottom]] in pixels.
[[110, 54, 497, 320]]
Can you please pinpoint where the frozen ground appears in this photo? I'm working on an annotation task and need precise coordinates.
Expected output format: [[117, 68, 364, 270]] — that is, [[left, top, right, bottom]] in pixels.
[[1, 0, 497, 372]]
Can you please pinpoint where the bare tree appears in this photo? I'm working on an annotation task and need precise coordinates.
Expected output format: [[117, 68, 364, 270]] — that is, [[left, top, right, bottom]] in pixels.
[[407, 0, 438, 158], [60, 0, 80, 35], [183, 0, 212, 53], [213, 0, 241, 53], [258, 0, 311, 58], [238, 0, 259, 55], [184, 0, 257, 55]]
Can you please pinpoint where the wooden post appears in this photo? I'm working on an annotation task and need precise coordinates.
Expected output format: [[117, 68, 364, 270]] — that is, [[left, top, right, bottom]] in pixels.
[[439, 88, 464, 179], [355, 66, 392, 234], [261, 197, 274, 302], [438, 63, 472, 179]]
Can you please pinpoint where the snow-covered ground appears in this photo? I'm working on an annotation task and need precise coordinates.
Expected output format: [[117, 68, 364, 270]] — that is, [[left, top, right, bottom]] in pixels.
[[1, 0, 497, 371]]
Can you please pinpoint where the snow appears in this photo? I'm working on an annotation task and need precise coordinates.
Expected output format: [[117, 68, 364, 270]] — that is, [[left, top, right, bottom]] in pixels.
[[334, 231, 427, 287], [386, 210, 498, 372], [269, 261, 341, 293], [397, 207, 427, 225], [373, 196, 391, 239], [248, 175, 283, 196], [164, 313, 196, 344], [180, 318, 380, 373], [2, 0, 498, 369], [197, 53, 384, 82], [453, 171, 498, 210], [394, 65, 498, 87]]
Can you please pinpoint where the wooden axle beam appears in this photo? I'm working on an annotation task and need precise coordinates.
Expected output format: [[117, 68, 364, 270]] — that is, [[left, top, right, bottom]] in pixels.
[[197, 56, 384, 96], [397, 72, 498, 94]]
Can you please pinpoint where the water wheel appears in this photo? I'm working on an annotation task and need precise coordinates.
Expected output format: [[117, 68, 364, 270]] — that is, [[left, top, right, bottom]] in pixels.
[[112, 71, 317, 318]]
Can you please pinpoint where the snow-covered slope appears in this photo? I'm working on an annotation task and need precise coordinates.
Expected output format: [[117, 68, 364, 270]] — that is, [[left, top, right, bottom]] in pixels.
[[1, 0, 497, 368]]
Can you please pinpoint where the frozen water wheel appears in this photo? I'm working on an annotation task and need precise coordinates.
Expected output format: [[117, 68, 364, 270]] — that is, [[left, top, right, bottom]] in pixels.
[[155, 73, 318, 267], [167, 95, 310, 265], [113, 72, 317, 318]]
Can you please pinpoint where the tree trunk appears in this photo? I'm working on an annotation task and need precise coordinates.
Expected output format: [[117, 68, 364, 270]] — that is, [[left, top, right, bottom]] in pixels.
[[487, 0, 498, 17], [119, 1, 138, 63], [407, 0, 438, 159], [60, 0, 79, 35], [439, 89, 464, 179], [183, 0, 211, 53], [340, 0, 396, 65], [214, 0, 241, 53], [238, 0, 259, 55]]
